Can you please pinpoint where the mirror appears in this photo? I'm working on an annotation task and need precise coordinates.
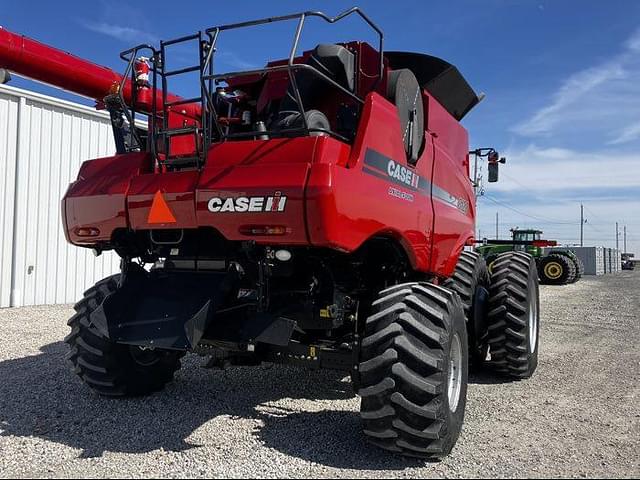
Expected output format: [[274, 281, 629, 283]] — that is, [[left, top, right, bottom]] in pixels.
[[488, 161, 499, 182]]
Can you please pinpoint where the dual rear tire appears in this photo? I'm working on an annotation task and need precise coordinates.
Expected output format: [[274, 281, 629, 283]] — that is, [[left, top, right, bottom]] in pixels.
[[358, 251, 540, 458], [538, 253, 576, 285]]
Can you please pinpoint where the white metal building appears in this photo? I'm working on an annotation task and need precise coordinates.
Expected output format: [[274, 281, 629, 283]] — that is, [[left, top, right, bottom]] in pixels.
[[0, 84, 120, 308]]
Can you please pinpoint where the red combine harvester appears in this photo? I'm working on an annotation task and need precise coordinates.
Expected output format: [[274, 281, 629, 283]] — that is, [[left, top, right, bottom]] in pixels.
[[0, 8, 540, 458]]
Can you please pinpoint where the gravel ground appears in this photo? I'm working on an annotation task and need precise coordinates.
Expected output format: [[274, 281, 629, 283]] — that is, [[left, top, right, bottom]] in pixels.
[[0, 272, 638, 478]]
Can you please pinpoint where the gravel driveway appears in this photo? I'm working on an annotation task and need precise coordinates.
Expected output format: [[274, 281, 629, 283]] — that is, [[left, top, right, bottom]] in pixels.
[[0, 272, 638, 478]]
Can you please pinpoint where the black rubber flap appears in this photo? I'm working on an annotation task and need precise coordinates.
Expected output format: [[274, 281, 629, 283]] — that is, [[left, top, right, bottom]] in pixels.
[[91, 267, 227, 350], [385, 51, 480, 120]]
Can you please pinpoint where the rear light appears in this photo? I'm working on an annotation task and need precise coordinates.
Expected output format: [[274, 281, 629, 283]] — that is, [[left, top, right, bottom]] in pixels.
[[239, 225, 290, 236], [75, 227, 100, 237]]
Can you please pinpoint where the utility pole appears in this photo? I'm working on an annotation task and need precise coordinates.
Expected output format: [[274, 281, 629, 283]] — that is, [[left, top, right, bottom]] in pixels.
[[495, 212, 499, 239], [624, 225, 627, 253], [580, 203, 584, 246], [616, 222, 619, 250]]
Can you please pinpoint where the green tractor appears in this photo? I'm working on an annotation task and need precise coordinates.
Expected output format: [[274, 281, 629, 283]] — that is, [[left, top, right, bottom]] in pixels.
[[477, 229, 583, 285]]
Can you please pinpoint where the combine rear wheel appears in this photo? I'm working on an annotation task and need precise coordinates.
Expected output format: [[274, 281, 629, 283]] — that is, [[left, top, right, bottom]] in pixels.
[[538, 253, 575, 285], [442, 251, 491, 366], [65, 275, 183, 397], [357, 282, 467, 458], [486, 252, 539, 379]]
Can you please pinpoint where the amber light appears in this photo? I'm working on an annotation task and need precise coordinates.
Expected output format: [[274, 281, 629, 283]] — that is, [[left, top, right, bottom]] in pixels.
[[75, 227, 100, 237], [239, 225, 289, 236]]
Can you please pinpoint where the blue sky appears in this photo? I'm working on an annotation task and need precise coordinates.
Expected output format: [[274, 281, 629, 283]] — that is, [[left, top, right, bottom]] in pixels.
[[4, 0, 640, 253]]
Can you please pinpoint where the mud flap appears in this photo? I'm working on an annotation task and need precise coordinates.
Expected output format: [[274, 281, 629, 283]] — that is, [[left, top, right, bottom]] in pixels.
[[90, 265, 231, 350], [89, 264, 296, 351]]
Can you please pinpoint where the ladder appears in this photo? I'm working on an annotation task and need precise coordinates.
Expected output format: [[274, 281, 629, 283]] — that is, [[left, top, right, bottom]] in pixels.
[[157, 32, 210, 168]]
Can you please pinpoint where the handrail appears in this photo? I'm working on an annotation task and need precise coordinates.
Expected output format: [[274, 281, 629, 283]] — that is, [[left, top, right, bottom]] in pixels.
[[204, 7, 384, 87], [200, 7, 383, 144]]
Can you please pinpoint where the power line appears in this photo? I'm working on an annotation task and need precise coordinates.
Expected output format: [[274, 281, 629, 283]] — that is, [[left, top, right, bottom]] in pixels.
[[479, 194, 578, 225]]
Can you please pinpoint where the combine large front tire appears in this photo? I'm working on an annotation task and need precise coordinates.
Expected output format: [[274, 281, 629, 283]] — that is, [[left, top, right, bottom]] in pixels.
[[65, 275, 183, 397], [357, 282, 468, 458], [486, 252, 539, 379]]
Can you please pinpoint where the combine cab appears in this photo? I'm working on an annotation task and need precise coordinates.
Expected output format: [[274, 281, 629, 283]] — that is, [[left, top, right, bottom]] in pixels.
[[477, 228, 583, 284], [0, 8, 541, 458]]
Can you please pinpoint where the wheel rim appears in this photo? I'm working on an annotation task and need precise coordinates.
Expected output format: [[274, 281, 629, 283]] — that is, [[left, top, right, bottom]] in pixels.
[[448, 333, 463, 412], [129, 346, 161, 367], [543, 262, 563, 279], [528, 287, 538, 352]]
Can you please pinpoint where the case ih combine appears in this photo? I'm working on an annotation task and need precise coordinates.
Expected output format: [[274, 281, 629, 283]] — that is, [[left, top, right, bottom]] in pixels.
[[0, 8, 540, 458]]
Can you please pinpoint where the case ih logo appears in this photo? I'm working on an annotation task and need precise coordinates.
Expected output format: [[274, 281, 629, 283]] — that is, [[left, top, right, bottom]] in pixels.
[[387, 160, 420, 188], [207, 192, 287, 213]]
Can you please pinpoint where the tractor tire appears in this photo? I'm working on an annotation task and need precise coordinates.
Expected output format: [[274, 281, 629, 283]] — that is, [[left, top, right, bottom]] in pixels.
[[442, 251, 491, 366], [357, 282, 468, 458], [65, 275, 183, 397], [538, 253, 575, 285], [486, 254, 499, 275], [571, 257, 584, 283], [486, 252, 539, 379]]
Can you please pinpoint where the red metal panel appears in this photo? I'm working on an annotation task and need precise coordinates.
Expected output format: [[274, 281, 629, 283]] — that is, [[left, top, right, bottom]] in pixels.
[[306, 92, 433, 271], [427, 95, 475, 276], [128, 171, 199, 229], [63, 153, 150, 244], [195, 139, 315, 244]]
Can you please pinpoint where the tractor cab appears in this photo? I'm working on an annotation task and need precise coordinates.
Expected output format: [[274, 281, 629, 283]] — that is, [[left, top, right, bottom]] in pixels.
[[512, 229, 542, 243], [512, 229, 544, 255]]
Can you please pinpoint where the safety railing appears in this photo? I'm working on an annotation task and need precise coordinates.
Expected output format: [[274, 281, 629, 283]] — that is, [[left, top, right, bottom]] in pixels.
[[200, 7, 384, 145]]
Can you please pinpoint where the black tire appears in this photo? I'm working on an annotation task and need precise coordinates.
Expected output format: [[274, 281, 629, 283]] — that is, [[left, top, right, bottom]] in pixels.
[[486, 252, 539, 379], [442, 251, 490, 366], [571, 256, 584, 283], [357, 282, 468, 458], [387, 69, 425, 164], [538, 253, 575, 285], [486, 254, 499, 275], [274, 109, 330, 136], [65, 275, 183, 397]]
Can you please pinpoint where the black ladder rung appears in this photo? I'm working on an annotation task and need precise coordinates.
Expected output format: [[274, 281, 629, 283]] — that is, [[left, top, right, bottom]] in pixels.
[[165, 96, 202, 108], [159, 127, 200, 137], [164, 155, 201, 166], [164, 65, 201, 77]]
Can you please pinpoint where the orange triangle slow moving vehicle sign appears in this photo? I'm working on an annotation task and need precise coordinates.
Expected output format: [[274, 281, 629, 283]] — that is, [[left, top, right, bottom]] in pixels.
[[147, 190, 177, 224]]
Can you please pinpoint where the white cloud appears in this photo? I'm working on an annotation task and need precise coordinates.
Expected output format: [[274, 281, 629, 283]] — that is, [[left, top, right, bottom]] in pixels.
[[218, 51, 258, 71], [475, 143, 640, 253], [513, 27, 640, 143], [608, 121, 640, 145], [80, 20, 158, 45], [486, 144, 640, 192]]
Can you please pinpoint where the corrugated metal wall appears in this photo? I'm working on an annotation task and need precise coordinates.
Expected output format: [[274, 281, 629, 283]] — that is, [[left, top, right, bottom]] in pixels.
[[568, 246, 605, 275], [0, 85, 120, 307]]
